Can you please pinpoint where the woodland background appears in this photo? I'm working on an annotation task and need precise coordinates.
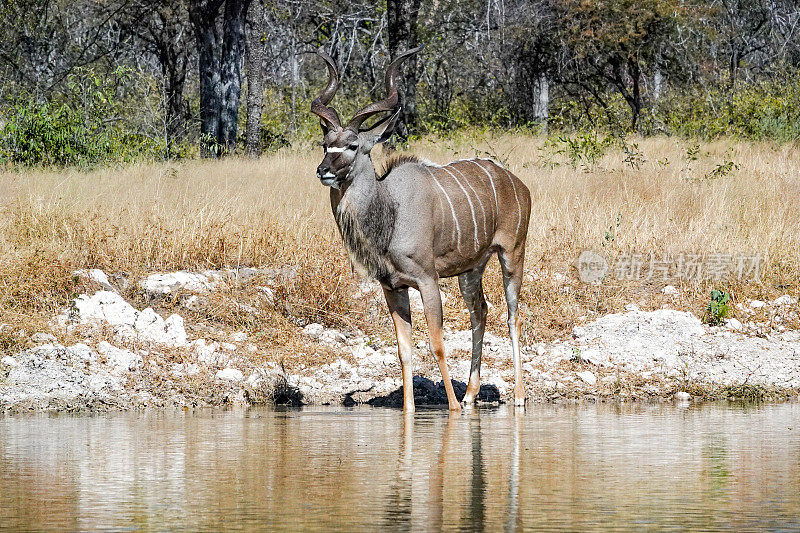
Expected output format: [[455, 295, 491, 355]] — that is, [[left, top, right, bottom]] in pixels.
[[0, 0, 799, 166]]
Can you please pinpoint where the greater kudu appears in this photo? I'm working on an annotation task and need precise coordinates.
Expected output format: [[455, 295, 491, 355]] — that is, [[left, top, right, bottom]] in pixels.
[[311, 47, 531, 411]]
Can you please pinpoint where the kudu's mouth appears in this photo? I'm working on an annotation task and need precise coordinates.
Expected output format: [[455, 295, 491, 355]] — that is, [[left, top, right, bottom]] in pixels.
[[320, 174, 339, 189]]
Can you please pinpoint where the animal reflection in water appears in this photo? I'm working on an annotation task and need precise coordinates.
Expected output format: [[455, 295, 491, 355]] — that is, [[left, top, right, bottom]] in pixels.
[[311, 47, 532, 412], [382, 411, 522, 530]]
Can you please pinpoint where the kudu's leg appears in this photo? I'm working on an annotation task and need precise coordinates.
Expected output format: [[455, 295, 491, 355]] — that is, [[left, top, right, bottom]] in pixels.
[[418, 278, 461, 411], [458, 267, 488, 407], [384, 287, 415, 411], [499, 248, 526, 406]]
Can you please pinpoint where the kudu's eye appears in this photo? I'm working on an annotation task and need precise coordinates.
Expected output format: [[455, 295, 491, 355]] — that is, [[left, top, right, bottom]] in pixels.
[[348, 143, 359, 151]]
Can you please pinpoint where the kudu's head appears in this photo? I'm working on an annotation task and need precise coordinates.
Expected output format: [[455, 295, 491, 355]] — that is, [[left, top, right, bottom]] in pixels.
[[311, 47, 421, 189]]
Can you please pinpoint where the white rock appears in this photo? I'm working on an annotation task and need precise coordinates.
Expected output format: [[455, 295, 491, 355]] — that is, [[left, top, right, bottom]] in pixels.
[[230, 331, 248, 343], [319, 329, 346, 344], [163, 315, 188, 346], [749, 300, 766, 308], [73, 291, 138, 328], [624, 303, 641, 312], [140, 271, 213, 296], [67, 291, 187, 347], [97, 341, 141, 372], [30, 332, 57, 344], [304, 323, 324, 339], [661, 285, 679, 295], [215, 368, 244, 381], [66, 343, 95, 362], [576, 371, 597, 386], [192, 339, 219, 364], [579, 348, 602, 365], [75, 269, 116, 291], [258, 286, 276, 306], [773, 295, 797, 306], [725, 318, 743, 331], [674, 391, 691, 401], [133, 307, 188, 347], [1, 355, 19, 368], [183, 295, 203, 310], [352, 344, 377, 359]]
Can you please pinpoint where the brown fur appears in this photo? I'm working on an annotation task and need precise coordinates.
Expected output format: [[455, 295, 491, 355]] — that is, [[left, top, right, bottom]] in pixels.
[[378, 154, 423, 180]]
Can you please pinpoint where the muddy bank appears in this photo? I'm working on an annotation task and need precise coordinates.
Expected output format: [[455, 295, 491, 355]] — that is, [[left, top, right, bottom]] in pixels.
[[2, 269, 799, 412]]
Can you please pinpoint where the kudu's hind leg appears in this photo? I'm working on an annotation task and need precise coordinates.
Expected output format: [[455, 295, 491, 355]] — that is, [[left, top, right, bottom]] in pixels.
[[499, 247, 526, 406], [384, 287, 415, 411], [418, 278, 461, 411], [458, 267, 488, 406]]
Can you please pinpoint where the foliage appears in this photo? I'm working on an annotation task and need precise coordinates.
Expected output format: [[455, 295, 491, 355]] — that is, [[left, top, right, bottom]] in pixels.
[[703, 289, 731, 326], [543, 131, 614, 170], [659, 72, 800, 142], [0, 68, 162, 167]]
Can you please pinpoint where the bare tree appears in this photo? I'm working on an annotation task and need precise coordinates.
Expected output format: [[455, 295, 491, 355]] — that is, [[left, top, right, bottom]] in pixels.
[[189, 0, 251, 157], [244, 0, 267, 157], [120, 1, 191, 158], [387, 0, 421, 135]]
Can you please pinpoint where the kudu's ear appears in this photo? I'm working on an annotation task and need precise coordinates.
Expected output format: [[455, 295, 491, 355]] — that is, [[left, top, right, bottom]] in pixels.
[[319, 118, 332, 136], [364, 108, 402, 145]]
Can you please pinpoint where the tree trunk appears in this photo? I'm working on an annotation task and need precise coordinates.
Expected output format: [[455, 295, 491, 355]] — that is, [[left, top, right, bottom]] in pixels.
[[219, 0, 251, 153], [163, 60, 187, 158], [653, 65, 664, 102], [532, 73, 549, 132], [189, 1, 224, 158], [387, 0, 422, 136], [244, 0, 266, 157]]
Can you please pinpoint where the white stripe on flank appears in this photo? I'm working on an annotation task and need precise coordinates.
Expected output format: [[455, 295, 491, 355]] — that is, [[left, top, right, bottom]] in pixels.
[[424, 166, 461, 251], [441, 167, 479, 251], [326, 146, 345, 153], [469, 160, 498, 218], [503, 168, 523, 235], [451, 165, 488, 242]]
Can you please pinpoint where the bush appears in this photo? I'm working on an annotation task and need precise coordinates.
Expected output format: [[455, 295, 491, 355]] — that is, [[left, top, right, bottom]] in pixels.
[[659, 73, 800, 142], [0, 68, 161, 167], [704, 289, 731, 326]]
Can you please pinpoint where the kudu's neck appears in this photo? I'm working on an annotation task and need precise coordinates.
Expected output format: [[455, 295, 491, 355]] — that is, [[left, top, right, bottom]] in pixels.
[[330, 153, 397, 283], [337, 154, 379, 209]]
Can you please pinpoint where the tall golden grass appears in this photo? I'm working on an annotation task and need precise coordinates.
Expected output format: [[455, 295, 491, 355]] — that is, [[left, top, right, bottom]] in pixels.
[[1, 134, 798, 355]]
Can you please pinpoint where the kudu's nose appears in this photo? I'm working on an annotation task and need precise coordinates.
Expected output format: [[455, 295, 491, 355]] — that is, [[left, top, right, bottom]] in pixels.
[[317, 164, 336, 182]]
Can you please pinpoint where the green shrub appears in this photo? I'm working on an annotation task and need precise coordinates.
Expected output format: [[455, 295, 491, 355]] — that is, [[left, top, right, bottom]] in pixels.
[[659, 73, 800, 142], [704, 289, 731, 326], [0, 68, 161, 167]]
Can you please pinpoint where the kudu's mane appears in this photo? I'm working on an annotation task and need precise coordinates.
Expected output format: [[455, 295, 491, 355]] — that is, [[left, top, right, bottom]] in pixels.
[[378, 154, 438, 180]]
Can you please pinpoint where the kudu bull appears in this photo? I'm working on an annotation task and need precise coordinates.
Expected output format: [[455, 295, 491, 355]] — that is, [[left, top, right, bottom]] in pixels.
[[311, 47, 531, 411]]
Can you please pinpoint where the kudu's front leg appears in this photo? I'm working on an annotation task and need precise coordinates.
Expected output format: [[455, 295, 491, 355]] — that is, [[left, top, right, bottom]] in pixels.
[[418, 279, 462, 411], [384, 287, 415, 411]]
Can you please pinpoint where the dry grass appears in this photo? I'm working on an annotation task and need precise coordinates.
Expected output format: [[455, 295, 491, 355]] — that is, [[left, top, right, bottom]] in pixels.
[[1, 134, 799, 358]]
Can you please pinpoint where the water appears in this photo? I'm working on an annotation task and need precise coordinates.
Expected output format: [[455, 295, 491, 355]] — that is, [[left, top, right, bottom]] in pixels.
[[1, 403, 799, 532]]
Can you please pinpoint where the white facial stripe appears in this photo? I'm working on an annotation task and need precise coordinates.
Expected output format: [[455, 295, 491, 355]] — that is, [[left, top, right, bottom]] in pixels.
[[322, 172, 336, 178], [441, 167, 479, 252], [326, 146, 346, 153]]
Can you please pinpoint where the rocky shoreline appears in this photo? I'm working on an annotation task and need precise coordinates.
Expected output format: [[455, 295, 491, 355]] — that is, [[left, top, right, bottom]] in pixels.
[[2, 269, 799, 412]]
